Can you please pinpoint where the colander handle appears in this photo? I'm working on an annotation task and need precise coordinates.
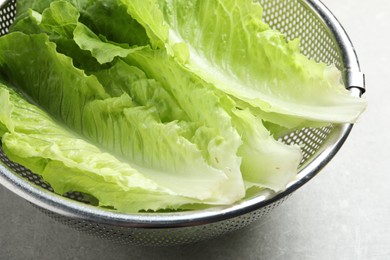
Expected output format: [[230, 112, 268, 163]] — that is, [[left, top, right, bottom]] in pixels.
[[346, 70, 365, 96], [306, 0, 366, 96]]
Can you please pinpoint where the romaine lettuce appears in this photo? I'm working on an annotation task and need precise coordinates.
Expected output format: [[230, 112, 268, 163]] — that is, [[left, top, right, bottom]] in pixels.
[[0, 84, 205, 212], [0, 32, 242, 204], [122, 47, 302, 191], [120, 0, 366, 124], [0, 0, 366, 212]]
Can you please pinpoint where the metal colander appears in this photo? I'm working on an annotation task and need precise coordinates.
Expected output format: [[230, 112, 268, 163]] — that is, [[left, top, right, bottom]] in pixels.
[[0, 0, 365, 246]]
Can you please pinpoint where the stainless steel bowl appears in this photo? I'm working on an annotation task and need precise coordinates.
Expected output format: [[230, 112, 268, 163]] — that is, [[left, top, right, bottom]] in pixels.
[[0, 0, 365, 246]]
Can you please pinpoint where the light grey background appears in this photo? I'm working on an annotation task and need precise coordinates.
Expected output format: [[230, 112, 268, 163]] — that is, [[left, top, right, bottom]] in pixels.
[[1, 0, 388, 259]]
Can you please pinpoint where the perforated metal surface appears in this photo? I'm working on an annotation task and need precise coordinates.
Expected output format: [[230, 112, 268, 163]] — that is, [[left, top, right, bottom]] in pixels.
[[0, 0, 15, 36], [280, 126, 334, 166], [0, 0, 362, 246], [260, 0, 342, 68], [40, 198, 289, 246]]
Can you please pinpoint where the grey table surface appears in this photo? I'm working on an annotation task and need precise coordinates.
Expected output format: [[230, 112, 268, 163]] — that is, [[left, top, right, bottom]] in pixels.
[[0, 0, 388, 259]]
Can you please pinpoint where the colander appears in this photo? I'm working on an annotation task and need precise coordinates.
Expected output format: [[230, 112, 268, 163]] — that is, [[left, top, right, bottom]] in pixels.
[[0, 0, 365, 246]]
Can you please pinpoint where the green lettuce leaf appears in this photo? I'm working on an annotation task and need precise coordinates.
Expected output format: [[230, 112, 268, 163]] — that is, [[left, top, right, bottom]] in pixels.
[[119, 0, 366, 124], [64, 16, 302, 192], [123, 47, 301, 192], [71, 20, 302, 193], [231, 108, 302, 190], [77, 0, 150, 46], [123, 47, 246, 200], [0, 32, 109, 129], [73, 23, 137, 64], [16, 0, 55, 16], [93, 59, 187, 122], [11, 1, 106, 71], [118, 0, 168, 49], [0, 86, 14, 135], [16, 0, 88, 16], [0, 32, 239, 204], [0, 83, 202, 212], [82, 95, 231, 201], [13, 1, 148, 68]]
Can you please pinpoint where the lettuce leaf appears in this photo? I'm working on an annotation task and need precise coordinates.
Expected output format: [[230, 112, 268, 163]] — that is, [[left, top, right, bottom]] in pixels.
[[0, 84, 203, 212], [73, 23, 137, 64], [14, 0, 303, 194], [0, 32, 237, 204], [230, 108, 301, 190], [57, 10, 301, 192], [122, 47, 301, 192], [3, 2, 249, 203], [119, 0, 366, 124], [77, 0, 150, 46]]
